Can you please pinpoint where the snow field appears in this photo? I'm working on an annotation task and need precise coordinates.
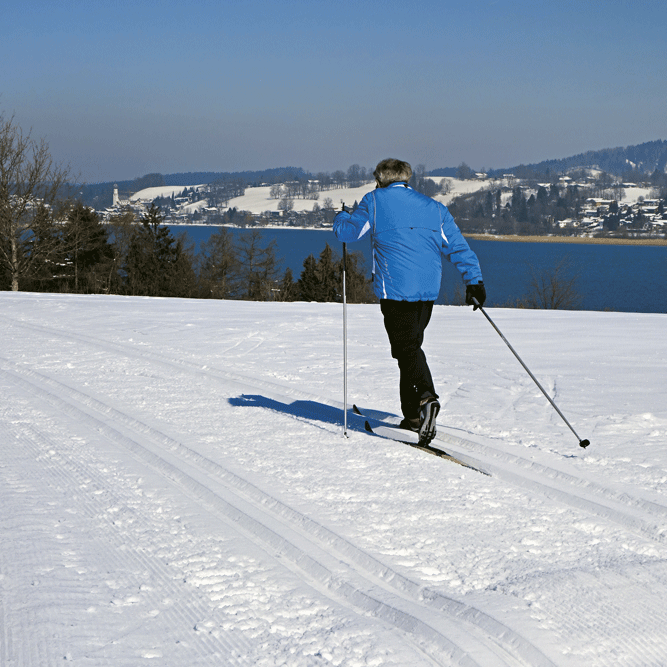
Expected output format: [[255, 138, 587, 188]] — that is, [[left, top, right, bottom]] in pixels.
[[1, 293, 667, 666], [130, 178, 655, 221], [130, 178, 494, 217]]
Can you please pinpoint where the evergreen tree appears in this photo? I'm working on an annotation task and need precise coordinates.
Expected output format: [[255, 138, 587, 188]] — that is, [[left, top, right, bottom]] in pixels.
[[297, 244, 374, 304], [20, 204, 66, 292], [297, 254, 322, 301], [199, 226, 239, 298], [339, 250, 375, 304], [315, 243, 339, 302], [124, 204, 195, 297], [512, 188, 528, 222], [107, 209, 136, 294], [297, 244, 342, 302], [537, 186, 548, 202], [409, 164, 438, 197], [236, 229, 280, 301], [63, 202, 113, 292], [274, 267, 298, 301]]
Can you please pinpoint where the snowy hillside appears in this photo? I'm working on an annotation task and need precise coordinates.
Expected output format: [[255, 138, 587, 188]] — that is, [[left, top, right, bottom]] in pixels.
[[131, 178, 494, 216], [129, 177, 656, 222], [129, 185, 207, 202], [2, 293, 667, 666]]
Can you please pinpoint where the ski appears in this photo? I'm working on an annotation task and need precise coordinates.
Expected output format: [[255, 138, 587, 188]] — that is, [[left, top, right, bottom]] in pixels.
[[352, 404, 399, 423], [364, 421, 490, 476]]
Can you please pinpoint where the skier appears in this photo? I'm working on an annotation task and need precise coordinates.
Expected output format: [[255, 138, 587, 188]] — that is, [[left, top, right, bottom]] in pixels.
[[333, 158, 486, 445]]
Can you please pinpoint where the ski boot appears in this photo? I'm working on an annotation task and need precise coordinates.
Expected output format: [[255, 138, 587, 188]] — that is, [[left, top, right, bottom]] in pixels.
[[418, 396, 440, 446]]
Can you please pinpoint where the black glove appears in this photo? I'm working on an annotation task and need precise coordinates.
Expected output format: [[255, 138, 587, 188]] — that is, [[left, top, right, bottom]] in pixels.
[[465, 282, 486, 310]]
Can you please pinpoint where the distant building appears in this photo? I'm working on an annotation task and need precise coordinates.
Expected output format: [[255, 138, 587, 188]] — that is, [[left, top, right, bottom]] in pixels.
[[112, 184, 131, 207]]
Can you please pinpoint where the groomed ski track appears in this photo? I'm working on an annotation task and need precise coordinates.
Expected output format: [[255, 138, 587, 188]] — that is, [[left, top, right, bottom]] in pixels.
[[2, 295, 667, 666], [0, 317, 552, 667], [6, 313, 666, 547]]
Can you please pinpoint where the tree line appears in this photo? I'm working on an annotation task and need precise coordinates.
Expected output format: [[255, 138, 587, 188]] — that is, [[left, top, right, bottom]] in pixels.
[[1, 198, 375, 302], [490, 139, 667, 180], [452, 181, 603, 236], [1, 112, 376, 301], [0, 107, 579, 309], [448, 182, 582, 235]]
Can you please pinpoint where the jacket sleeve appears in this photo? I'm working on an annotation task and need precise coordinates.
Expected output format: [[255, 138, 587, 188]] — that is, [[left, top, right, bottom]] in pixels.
[[333, 193, 373, 242], [440, 206, 484, 285]]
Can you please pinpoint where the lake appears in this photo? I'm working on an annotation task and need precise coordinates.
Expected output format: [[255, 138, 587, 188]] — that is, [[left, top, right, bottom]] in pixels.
[[173, 225, 667, 313]]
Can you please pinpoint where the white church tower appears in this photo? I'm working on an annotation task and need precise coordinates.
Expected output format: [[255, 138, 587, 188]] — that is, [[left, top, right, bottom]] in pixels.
[[112, 184, 131, 207]]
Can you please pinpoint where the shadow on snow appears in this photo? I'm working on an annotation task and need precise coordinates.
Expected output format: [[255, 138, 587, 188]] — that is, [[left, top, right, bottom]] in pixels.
[[227, 394, 387, 435]]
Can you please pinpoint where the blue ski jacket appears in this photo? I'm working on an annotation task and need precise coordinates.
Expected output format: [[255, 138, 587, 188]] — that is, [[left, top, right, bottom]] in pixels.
[[333, 183, 483, 301]]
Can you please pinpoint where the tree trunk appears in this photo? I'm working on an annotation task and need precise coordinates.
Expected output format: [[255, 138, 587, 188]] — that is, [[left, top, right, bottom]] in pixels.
[[10, 235, 19, 291]]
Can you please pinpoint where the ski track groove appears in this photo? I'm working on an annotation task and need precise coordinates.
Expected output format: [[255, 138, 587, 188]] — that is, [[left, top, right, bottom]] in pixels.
[[5, 316, 667, 665], [0, 424, 55, 667], [0, 361, 542, 667], [0, 355, 554, 666], [432, 429, 667, 544], [8, 318, 667, 542], [9, 316, 666, 545], [0, 417, 255, 666], [0, 508, 11, 667]]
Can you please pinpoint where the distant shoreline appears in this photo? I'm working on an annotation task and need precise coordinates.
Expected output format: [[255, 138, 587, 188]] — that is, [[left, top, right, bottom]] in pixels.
[[465, 234, 667, 247], [168, 223, 667, 246]]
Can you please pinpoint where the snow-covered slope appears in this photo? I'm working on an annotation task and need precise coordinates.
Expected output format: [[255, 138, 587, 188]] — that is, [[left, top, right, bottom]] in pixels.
[[129, 184, 207, 201], [2, 293, 666, 666], [131, 178, 495, 216], [130, 178, 656, 218]]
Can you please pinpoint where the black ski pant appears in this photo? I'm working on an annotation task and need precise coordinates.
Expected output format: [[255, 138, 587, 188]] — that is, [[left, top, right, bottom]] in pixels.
[[380, 299, 438, 421]]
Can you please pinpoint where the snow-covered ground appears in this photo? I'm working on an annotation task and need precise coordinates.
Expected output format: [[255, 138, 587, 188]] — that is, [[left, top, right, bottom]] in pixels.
[[2, 293, 666, 666], [131, 178, 497, 216], [131, 179, 657, 219], [129, 185, 207, 202]]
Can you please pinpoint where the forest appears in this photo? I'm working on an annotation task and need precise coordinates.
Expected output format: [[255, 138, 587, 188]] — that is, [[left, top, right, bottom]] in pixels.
[[0, 201, 374, 303]]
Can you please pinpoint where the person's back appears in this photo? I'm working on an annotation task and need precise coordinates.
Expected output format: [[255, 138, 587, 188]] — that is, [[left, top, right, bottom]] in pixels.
[[334, 179, 482, 301], [369, 183, 445, 301], [333, 158, 486, 445]]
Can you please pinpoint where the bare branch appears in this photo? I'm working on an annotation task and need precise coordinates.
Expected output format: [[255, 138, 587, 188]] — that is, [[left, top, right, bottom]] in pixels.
[[0, 112, 71, 290]]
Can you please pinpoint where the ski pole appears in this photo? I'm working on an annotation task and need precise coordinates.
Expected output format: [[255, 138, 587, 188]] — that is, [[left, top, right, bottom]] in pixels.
[[472, 298, 590, 448], [341, 203, 349, 437]]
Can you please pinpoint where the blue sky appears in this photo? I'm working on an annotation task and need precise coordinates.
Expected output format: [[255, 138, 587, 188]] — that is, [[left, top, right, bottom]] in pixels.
[[2, 0, 666, 183]]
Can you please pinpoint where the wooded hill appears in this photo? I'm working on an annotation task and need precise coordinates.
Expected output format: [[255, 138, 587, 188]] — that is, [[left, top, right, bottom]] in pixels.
[[78, 140, 667, 209], [489, 139, 667, 179]]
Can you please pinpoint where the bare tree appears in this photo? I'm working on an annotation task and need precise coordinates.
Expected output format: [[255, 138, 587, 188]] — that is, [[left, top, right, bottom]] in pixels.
[[0, 113, 71, 291], [278, 197, 294, 213], [456, 162, 474, 180], [522, 257, 582, 310], [332, 171, 346, 188], [440, 178, 452, 196], [269, 183, 283, 199]]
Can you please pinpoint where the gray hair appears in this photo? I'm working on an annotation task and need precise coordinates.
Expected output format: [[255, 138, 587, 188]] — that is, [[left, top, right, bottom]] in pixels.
[[373, 158, 413, 187]]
